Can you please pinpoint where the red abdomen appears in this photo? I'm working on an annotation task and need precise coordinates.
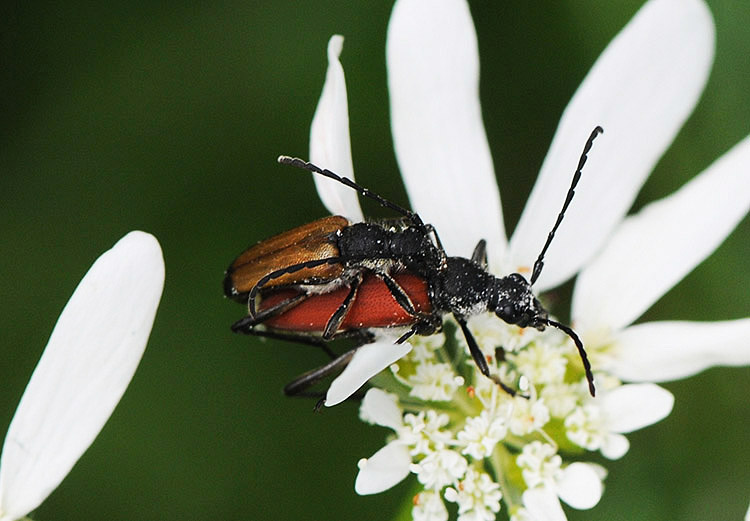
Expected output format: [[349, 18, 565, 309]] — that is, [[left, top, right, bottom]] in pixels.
[[260, 273, 431, 332]]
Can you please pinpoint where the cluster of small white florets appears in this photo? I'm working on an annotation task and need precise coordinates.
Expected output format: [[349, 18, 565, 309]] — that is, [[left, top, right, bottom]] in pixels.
[[357, 314, 615, 521]]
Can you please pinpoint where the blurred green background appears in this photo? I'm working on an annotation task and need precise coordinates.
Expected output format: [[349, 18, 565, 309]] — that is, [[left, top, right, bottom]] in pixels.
[[1, 1, 748, 520]]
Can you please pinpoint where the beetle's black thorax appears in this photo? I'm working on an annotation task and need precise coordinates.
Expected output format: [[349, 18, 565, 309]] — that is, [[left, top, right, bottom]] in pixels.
[[429, 256, 497, 316], [336, 221, 442, 273]]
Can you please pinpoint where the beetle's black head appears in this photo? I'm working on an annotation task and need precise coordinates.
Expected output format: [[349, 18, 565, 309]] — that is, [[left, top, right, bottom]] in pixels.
[[492, 273, 548, 330], [492, 272, 596, 397]]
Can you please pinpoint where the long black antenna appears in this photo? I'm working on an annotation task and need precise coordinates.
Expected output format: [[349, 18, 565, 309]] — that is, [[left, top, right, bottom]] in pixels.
[[277, 155, 424, 226], [546, 318, 596, 396], [530, 126, 603, 285]]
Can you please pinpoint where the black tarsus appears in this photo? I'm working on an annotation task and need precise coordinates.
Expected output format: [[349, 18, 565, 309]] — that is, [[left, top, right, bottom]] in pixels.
[[530, 126, 603, 285]]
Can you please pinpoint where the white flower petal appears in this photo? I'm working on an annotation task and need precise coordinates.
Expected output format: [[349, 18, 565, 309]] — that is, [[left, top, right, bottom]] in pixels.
[[602, 383, 674, 434], [360, 388, 403, 431], [557, 462, 603, 509], [0, 231, 164, 521], [325, 341, 412, 407], [510, 0, 714, 290], [573, 136, 750, 331], [601, 433, 630, 460], [745, 500, 750, 521], [609, 319, 750, 383], [309, 35, 363, 221], [387, 0, 506, 260], [522, 487, 567, 521], [354, 440, 411, 495]]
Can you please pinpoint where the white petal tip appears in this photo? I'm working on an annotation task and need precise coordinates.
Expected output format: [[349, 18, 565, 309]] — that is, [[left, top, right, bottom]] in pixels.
[[604, 383, 674, 433], [328, 34, 344, 57], [558, 463, 604, 509], [354, 442, 411, 495]]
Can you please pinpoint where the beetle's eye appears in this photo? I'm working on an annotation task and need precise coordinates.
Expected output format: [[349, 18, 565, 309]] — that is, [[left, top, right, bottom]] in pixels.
[[501, 305, 516, 321]]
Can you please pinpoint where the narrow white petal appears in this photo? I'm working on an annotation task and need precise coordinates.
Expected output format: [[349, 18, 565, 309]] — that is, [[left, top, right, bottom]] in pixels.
[[387, 0, 506, 259], [0, 232, 164, 521], [510, 0, 714, 290], [354, 440, 412, 495], [360, 388, 403, 431], [573, 136, 750, 331], [522, 487, 567, 521], [325, 341, 412, 407], [309, 35, 364, 221], [601, 433, 630, 460], [609, 319, 750, 383], [602, 383, 673, 434], [745, 500, 750, 521], [557, 463, 603, 510]]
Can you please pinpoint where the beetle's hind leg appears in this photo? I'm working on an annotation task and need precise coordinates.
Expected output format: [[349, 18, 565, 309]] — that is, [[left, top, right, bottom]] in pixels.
[[283, 347, 359, 401], [232, 291, 309, 331]]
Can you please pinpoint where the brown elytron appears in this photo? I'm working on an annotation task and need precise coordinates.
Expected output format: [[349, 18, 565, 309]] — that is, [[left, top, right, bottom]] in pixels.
[[224, 215, 350, 299]]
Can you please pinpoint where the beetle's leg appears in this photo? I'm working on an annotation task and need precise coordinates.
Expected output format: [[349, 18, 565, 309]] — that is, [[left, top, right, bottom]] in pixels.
[[322, 272, 363, 340], [470, 239, 488, 268], [378, 271, 443, 345], [423, 223, 448, 262], [248, 257, 343, 317], [379, 272, 419, 316], [394, 312, 443, 344], [454, 314, 527, 398], [233, 291, 338, 360], [283, 347, 358, 399], [234, 291, 309, 329], [232, 327, 338, 358]]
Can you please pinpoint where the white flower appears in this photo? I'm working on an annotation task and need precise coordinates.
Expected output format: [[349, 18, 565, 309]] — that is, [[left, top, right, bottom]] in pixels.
[[565, 383, 674, 460], [407, 361, 463, 402], [312, 0, 750, 409], [355, 389, 456, 495], [508, 397, 550, 437], [517, 442, 563, 490], [413, 491, 449, 521], [510, 341, 568, 386], [300, 0, 750, 517], [539, 383, 579, 419], [444, 467, 503, 521], [457, 409, 509, 460], [411, 449, 468, 491], [0, 231, 164, 521], [517, 442, 604, 512], [407, 332, 447, 363]]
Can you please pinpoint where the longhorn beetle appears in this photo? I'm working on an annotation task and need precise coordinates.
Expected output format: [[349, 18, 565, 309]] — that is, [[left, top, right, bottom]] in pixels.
[[225, 126, 603, 399]]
